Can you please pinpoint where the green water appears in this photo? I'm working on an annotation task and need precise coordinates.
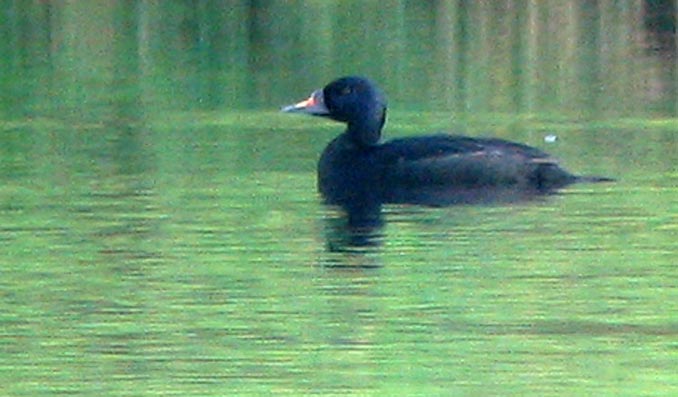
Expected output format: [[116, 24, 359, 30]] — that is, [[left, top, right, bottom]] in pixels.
[[2, 2, 677, 396]]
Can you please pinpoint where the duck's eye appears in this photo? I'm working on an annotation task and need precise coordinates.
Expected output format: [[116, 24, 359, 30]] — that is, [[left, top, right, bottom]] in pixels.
[[340, 87, 352, 95]]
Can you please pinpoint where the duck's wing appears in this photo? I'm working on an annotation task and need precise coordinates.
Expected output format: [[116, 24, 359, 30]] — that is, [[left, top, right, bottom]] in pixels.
[[377, 135, 572, 188]]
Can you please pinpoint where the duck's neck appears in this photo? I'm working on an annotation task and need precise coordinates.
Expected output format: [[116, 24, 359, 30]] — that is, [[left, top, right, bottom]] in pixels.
[[346, 109, 386, 147]]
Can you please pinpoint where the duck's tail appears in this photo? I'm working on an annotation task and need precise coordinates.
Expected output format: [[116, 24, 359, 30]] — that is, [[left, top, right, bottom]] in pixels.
[[575, 175, 616, 183]]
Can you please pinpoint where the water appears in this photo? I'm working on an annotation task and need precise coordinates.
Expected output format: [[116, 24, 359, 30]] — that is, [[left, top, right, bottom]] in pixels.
[[2, 114, 675, 396], [1, 2, 677, 396]]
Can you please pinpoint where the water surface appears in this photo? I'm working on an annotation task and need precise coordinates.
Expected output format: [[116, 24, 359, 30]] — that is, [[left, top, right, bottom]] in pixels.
[[1, 2, 677, 396]]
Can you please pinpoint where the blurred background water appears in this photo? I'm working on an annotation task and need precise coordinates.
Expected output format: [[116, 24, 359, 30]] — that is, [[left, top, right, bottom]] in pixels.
[[1, 1, 676, 396]]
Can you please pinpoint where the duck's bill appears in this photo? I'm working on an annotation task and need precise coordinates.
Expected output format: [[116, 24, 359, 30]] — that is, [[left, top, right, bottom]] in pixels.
[[281, 89, 330, 116]]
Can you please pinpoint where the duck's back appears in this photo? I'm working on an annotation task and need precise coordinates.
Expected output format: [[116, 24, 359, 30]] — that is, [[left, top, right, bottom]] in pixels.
[[380, 134, 577, 192], [318, 134, 579, 206]]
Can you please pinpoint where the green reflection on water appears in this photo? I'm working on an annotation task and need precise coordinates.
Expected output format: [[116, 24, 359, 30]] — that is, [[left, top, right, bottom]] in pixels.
[[1, 109, 676, 396], [1, 1, 677, 396]]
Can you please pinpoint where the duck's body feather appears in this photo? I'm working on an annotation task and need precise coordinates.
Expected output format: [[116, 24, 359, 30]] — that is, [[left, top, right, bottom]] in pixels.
[[283, 76, 612, 208]]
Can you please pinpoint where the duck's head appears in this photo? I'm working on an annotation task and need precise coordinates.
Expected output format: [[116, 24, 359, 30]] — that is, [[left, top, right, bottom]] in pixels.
[[282, 76, 387, 146]]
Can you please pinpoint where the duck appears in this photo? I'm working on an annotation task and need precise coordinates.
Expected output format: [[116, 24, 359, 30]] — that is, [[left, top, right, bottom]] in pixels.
[[282, 76, 612, 208]]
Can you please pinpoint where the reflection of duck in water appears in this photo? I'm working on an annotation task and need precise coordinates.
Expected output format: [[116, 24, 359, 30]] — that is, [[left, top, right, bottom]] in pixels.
[[283, 76, 612, 225]]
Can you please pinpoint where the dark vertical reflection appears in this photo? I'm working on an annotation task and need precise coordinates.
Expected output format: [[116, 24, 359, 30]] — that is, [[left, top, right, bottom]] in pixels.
[[465, 1, 491, 113], [0, 1, 676, 119], [111, 1, 142, 127], [510, 0, 529, 113], [598, 1, 636, 116], [220, 1, 251, 108], [376, 0, 406, 97], [182, 0, 251, 109], [298, 1, 335, 86], [455, 0, 471, 114], [138, 0, 202, 112], [529, 1, 558, 114], [433, 0, 459, 110], [643, 0, 677, 114], [0, 1, 53, 117], [644, 0, 677, 54], [575, 0, 602, 119], [108, 1, 152, 177], [249, 1, 303, 106]]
